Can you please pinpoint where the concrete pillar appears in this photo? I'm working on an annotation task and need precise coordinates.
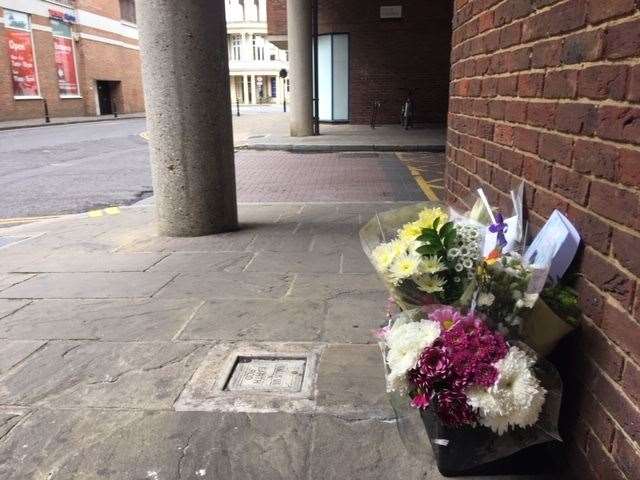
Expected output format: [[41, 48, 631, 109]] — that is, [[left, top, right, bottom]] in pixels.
[[287, 0, 313, 136], [136, 0, 238, 236]]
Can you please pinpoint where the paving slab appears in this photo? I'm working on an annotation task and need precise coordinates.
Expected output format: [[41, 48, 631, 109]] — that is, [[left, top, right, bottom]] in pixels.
[[323, 292, 387, 344], [0, 299, 30, 319], [251, 232, 315, 252], [0, 272, 175, 299], [246, 251, 341, 273], [289, 273, 387, 300], [148, 251, 254, 273], [0, 273, 35, 291], [120, 230, 258, 253], [157, 272, 293, 299], [0, 298, 202, 340], [0, 409, 312, 480], [0, 341, 207, 408], [315, 344, 392, 419], [309, 415, 432, 480], [0, 340, 45, 374], [179, 299, 324, 342], [12, 252, 167, 273], [341, 246, 377, 274]]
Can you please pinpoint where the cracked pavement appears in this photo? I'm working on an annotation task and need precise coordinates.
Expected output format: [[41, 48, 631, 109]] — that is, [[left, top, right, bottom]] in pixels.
[[0, 185, 559, 477]]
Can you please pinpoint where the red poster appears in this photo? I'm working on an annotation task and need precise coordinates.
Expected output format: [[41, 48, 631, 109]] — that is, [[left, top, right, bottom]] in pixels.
[[53, 36, 78, 95], [6, 30, 39, 97]]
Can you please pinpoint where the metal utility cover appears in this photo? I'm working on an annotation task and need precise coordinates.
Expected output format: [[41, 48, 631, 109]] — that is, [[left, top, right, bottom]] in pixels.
[[226, 356, 306, 393]]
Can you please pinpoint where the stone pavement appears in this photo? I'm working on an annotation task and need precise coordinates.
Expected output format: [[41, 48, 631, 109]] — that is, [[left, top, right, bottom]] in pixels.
[[0, 201, 564, 480], [237, 123, 446, 152]]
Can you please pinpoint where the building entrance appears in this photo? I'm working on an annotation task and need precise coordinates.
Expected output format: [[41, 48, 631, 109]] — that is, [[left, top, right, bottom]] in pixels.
[[96, 80, 121, 115]]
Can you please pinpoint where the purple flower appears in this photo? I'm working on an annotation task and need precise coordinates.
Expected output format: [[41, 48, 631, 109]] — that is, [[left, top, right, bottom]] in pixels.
[[417, 346, 452, 388], [436, 389, 477, 427], [411, 392, 431, 410]]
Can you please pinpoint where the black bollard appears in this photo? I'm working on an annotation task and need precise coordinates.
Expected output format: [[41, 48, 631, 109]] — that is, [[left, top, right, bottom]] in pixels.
[[283, 97, 286, 113], [112, 100, 118, 118], [43, 98, 50, 123], [236, 98, 240, 117]]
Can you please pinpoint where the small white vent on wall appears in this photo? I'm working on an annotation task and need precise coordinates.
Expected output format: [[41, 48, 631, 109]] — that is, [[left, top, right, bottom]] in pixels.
[[380, 5, 403, 19]]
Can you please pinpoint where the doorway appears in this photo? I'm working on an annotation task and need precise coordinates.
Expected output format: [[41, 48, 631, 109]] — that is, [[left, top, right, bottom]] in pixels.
[[96, 80, 121, 115], [316, 33, 349, 122]]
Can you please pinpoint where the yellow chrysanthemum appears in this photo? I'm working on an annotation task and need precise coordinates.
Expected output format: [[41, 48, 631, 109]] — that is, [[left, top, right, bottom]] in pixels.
[[417, 207, 449, 230], [372, 243, 395, 272], [398, 221, 424, 243], [389, 252, 422, 284]]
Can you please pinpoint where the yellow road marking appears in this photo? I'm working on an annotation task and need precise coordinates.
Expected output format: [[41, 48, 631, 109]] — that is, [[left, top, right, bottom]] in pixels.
[[104, 206, 121, 215], [396, 152, 440, 201], [139, 131, 149, 141], [88, 210, 104, 218]]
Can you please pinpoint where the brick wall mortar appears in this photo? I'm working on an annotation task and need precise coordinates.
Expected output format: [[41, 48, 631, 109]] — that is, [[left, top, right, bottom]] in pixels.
[[448, 1, 640, 477], [452, 9, 640, 65]]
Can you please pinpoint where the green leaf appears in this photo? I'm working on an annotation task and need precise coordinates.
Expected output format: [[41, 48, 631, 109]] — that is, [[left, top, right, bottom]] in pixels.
[[433, 217, 440, 231], [443, 229, 457, 249], [440, 222, 454, 237], [417, 245, 439, 255]]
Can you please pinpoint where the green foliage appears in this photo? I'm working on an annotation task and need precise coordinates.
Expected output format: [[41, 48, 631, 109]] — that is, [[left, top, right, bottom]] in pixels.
[[541, 284, 581, 327], [416, 220, 457, 257]]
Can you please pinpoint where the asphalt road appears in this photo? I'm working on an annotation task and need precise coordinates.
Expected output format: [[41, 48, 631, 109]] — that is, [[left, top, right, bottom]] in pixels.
[[0, 119, 152, 220]]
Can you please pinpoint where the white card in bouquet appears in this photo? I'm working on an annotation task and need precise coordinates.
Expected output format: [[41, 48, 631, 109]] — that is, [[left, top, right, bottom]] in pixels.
[[482, 215, 519, 256], [524, 210, 580, 282]]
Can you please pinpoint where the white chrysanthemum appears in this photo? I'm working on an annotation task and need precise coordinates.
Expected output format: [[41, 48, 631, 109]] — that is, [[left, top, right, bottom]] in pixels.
[[466, 346, 546, 435], [420, 256, 446, 274], [477, 292, 495, 307], [385, 320, 441, 392], [414, 274, 446, 293], [389, 252, 422, 284], [372, 243, 396, 272], [389, 238, 410, 257]]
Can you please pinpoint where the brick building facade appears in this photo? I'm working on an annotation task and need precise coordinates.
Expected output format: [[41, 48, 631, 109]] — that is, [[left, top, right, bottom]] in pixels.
[[0, 0, 143, 121], [446, 1, 640, 479], [267, 0, 453, 125]]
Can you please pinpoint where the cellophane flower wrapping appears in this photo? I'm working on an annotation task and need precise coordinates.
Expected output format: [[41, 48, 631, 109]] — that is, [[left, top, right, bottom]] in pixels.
[[382, 309, 562, 474]]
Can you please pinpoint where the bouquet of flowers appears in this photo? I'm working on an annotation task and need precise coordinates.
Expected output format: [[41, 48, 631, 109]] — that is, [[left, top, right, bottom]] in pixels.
[[361, 187, 578, 474], [381, 306, 547, 433]]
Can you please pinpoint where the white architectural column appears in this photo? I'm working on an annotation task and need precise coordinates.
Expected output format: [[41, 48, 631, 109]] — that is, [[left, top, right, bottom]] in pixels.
[[135, 0, 237, 236], [251, 75, 257, 104], [242, 74, 249, 104], [287, 0, 313, 136]]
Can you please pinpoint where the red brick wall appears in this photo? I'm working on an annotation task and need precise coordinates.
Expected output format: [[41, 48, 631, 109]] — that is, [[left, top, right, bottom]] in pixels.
[[267, 0, 454, 125], [267, 0, 287, 36], [446, 1, 640, 479], [0, 5, 143, 121]]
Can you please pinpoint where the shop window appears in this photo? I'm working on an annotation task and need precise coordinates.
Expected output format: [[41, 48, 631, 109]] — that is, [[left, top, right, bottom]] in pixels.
[[270, 77, 276, 97], [4, 9, 40, 98], [50, 19, 79, 97], [119, 0, 137, 24]]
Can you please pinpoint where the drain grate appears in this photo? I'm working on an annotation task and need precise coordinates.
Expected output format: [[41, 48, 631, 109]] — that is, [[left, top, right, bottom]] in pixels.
[[225, 356, 306, 393]]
